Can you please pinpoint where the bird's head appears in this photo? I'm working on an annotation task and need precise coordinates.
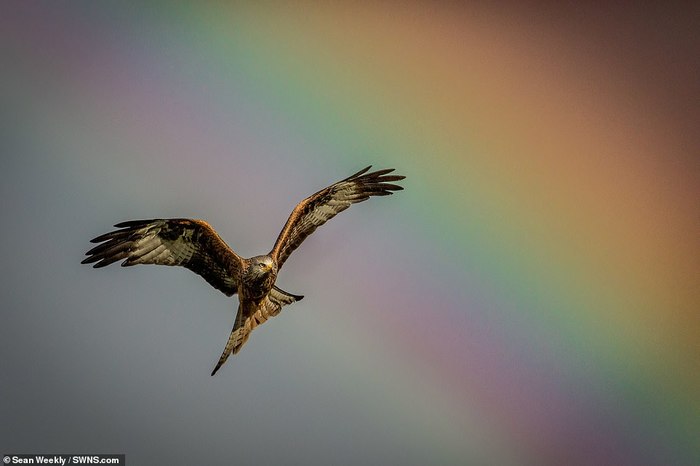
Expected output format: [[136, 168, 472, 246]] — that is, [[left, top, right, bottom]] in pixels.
[[249, 255, 276, 277]]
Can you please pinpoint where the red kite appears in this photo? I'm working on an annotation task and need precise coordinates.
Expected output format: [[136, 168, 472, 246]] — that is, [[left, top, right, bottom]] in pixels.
[[83, 167, 405, 375]]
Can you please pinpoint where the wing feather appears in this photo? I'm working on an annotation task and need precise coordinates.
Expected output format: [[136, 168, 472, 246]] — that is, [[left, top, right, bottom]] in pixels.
[[82, 218, 243, 296], [269, 166, 405, 268]]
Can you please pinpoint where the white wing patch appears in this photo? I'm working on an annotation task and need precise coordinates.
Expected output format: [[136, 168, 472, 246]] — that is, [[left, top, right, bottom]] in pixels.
[[309, 201, 348, 225], [125, 227, 197, 266]]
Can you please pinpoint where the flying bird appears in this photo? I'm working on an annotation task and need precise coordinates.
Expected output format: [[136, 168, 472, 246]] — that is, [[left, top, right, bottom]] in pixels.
[[82, 166, 405, 375]]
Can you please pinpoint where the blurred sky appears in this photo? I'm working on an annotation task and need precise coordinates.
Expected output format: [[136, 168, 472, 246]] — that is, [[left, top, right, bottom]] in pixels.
[[1, 2, 698, 465]]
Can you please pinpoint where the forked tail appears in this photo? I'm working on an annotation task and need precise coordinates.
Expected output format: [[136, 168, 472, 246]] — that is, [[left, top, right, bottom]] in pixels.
[[211, 303, 249, 376], [210, 288, 303, 376]]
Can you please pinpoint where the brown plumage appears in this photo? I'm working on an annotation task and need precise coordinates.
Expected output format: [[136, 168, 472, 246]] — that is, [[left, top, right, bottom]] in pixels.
[[82, 166, 404, 375]]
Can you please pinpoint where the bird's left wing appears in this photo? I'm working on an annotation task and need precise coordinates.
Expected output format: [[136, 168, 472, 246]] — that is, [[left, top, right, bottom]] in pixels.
[[82, 218, 243, 296], [269, 166, 405, 269]]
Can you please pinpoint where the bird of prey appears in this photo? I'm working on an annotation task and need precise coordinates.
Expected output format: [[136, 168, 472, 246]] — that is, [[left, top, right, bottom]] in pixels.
[[82, 166, 405, 375]]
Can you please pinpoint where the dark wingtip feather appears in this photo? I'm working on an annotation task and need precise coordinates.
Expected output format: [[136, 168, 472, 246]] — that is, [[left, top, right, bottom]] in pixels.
[[358, 168, 406, 189], [85, 241, 115, 257], [368, 168, 395, 177], [377, 175, 405, 182], [114, 219, 154, 228], [343, 165, 372, 181], [89, 233, 114, 244], [81, 255, 105, 265], [342, 166, 407, 187], [89, 229, 131, 244]]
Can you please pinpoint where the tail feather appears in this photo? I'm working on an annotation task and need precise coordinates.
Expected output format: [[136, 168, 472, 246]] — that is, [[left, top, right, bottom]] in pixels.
[[211, 306, 249, 376], [211, 289, 304, 376], [270, 285, 304, 305]]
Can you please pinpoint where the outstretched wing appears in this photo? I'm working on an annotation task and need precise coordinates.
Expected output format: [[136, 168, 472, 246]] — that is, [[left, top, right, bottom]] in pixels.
[[211, 290, 303, 375], [82, 218, 243, 296], [270, 166, 405, 268]]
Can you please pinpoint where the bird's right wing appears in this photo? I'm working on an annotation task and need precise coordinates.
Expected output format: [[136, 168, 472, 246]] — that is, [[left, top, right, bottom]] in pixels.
[[82, 218, 243, 296]]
